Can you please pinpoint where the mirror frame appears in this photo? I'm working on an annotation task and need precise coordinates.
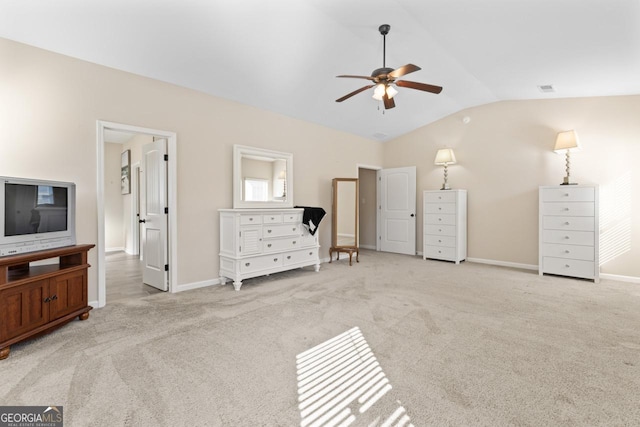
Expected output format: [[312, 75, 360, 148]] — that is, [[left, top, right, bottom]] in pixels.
[[233, 144, 294, 209], [331, 178, 359, 249]]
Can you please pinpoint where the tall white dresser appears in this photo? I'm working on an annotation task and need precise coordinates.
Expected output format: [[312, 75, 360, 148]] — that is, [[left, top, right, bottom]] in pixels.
[[219, 208, 320, 290], [539, 185, 599, 282], [423, 190, 467, 264]]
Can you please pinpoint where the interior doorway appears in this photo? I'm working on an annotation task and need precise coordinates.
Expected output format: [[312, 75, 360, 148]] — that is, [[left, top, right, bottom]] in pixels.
[[96, 120, 178, 308]]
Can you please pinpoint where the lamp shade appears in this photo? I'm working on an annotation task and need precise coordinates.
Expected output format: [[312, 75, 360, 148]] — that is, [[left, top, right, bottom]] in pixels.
[[434, 148, 457, 165], [554, 130, 580, 153]]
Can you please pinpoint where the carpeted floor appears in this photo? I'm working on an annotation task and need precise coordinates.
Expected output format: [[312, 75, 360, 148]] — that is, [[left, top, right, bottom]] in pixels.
[[1, 250, 639, 426]]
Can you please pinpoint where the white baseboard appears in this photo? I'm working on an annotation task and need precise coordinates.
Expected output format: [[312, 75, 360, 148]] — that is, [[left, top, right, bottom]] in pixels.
[[174, 278, 222, 293], [105, 247, 125, 253], [599, 273, 640, 284], [89, 300, 99, 308], [466, 257, 538, 271]]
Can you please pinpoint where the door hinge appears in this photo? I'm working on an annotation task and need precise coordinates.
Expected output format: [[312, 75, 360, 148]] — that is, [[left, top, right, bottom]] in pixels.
[[164, 264, 169, 272], [164, 154, 168, 161], [164, 207, 169, 214]]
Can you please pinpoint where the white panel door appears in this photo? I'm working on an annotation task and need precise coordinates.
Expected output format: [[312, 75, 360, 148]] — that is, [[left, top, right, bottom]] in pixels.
[[141, 138, 168, 291], [378, 166, 416, 255]]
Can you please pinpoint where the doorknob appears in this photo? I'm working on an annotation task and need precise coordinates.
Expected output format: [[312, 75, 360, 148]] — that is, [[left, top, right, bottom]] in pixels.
[[410, 213, 415, 217], [139, 219, 146, 223]]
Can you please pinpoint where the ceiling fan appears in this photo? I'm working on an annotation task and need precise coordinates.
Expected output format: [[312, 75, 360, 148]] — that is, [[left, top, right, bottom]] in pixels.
[[335, 24, 443, 109]]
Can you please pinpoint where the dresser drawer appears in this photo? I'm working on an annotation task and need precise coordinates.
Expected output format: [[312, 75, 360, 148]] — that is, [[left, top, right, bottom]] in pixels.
[[542, 216, 595, 231], [542, 257, 596, 279], [425, 214, 456, 226], [541, 202, 594, 217], [283, 248, 319, 266], [424, 224, 456, 237], [263, 224, 302, 238], [424, 203, 456, 214], [283, 212, 303, 223], [541, 187, 595, 202], [240, 214, 262, 225], [542, 230, 595, 246], [424, 191, 457, 203], [424, 245, 456, 260], [263, 213, 283, 224], [263, 237, 304, 252], [424, 234, 456, 247], [240, 254, 283, 273], [541, 243, 594, 261]]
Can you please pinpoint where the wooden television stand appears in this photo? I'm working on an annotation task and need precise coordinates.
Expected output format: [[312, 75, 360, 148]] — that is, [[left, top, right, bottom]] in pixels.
[[0, 244, 95, 360]]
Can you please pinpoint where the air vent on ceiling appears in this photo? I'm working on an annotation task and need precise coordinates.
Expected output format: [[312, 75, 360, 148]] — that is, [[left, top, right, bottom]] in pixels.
[[373, 132, 388, 140], [538, 84, 556, 93]]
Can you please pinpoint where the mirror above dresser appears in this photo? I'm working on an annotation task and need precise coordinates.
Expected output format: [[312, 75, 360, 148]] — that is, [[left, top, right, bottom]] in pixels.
[[233, 145, 293, 209]]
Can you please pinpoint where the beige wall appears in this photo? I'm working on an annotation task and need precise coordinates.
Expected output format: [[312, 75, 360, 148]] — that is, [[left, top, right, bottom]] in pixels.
[[0, 38, 382, 301], [384, 96, 640, 278], [2, 37, 638, 301], [104, 142, 124, 250]]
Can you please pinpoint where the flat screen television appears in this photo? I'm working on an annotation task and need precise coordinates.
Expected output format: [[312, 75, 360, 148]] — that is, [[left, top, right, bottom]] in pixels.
[[0, 176, 76, 257]]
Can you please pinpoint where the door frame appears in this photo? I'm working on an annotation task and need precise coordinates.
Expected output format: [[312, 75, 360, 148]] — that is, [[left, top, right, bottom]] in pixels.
[[96, 120, 178, 308], [356, 163, 382, 251]]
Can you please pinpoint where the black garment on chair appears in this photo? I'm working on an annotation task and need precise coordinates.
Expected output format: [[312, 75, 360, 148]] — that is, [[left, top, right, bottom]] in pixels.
[[294, 206, 326, 236]]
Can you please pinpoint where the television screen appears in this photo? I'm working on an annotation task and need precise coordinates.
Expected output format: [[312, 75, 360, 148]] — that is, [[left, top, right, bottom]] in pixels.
[[4, 183, 69, 236]]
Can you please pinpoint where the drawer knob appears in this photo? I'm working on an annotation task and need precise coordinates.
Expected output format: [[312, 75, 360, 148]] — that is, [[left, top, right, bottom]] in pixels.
[[439, 229, 442, 232], [565, 250, 570, 253], [565, 222, 570, 225], [267, 244, 272, 248], [565, 264, 570, 268], [245, 262, 250, 267], [292, 241, 297, 245], [267, 229, 272, 233], [564, 208, 570, 211], [249, 218, 254, 221], [273, 258, 278, 262], [565, 236, 570, 239], [438, 250, 442, 253], [438, 239, 442, 243], [438, 218, 442, 221], [287, 256, 291, 260], [564, 193, 569, 197], [271, 217, 275, 220], [309, 252, 313, 255], [292, 227, 297, 231], [438, 207, 442, 210]]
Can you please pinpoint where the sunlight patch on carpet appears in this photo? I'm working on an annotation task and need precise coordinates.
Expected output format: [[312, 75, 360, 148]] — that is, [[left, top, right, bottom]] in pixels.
[[296, 327, 413, 427]]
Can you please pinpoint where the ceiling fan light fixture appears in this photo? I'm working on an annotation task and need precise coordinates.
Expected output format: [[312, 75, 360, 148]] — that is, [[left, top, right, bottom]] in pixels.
[[372, 83, 386, 100], [386, 85, 398, 99]]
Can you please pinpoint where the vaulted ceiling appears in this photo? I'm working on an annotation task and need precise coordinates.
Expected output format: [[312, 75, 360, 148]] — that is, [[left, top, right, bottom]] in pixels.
[[2, 0, 639, 141]]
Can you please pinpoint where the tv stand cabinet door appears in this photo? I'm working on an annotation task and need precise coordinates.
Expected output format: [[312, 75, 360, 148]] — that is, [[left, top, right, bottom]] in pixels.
[[48, 270, 87, 321], [0, 279, 50, 342]]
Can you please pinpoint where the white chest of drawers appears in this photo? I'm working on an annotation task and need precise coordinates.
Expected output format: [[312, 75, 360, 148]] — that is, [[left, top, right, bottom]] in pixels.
[[219, 208, 321, 290], [423, 190, 467, 264], [539, 185, 599, 282]]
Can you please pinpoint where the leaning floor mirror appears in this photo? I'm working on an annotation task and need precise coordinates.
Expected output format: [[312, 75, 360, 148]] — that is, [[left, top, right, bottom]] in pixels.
[[233, 145, 294, 209], [330, 178, 359, 266]]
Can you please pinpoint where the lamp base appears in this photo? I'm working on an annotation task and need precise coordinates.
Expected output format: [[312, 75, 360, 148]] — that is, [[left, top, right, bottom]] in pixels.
[[560, 176, 578, 185], [440, 184, 451, 190]]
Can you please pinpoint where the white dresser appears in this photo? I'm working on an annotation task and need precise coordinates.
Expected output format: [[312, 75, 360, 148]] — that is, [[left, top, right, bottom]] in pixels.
[[539, 185, 599, 282], [423, 190, 467, 264], [219, 208, 320, 290]]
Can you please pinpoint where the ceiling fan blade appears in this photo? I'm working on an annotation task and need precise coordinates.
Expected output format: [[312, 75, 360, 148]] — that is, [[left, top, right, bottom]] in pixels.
[[335, 85, 375, 102], [396, 80, 443, 94], [336, 75, 376, 81], [388, 64, 421, 79], [383, 93, 396, 109]]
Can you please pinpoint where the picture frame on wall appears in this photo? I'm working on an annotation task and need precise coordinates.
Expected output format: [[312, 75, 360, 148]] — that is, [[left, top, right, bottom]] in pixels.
[[121, 149, 131, 194]]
